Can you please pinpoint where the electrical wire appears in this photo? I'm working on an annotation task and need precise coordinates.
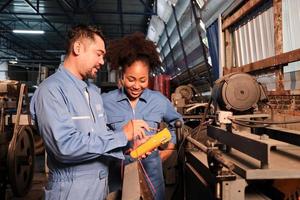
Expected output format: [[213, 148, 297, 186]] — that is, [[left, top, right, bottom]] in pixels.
[[130, 119, 157, 197], [138, 159, 156, 197], [227, 101, 300, 127], [230, 117, 300, 124], [230, 120, 270, 128]]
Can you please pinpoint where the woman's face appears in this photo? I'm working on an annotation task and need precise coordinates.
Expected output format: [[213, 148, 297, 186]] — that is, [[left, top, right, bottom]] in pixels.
[[123, 60, 149, 100]]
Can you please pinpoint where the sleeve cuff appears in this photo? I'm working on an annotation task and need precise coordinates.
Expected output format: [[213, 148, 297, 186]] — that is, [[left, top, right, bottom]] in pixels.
[[114, 130, 129, 147], [103, 131, 128, 160]]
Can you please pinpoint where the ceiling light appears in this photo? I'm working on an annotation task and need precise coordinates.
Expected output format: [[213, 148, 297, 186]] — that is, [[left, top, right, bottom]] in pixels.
[[12, 30, 45, 34], [9, 57, 18, 64]]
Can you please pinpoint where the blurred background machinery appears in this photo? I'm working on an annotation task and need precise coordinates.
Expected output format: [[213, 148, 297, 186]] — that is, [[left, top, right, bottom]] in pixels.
[[0, 80, 35, 198]]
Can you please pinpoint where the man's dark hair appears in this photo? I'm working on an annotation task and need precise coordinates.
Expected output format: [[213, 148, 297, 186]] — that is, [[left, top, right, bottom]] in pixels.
[[65, 24, 105, 56]]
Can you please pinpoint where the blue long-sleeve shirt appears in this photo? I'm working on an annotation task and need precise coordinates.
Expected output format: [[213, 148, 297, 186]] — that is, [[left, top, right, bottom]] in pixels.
[[102, 88, 182, 145], [30, 66, 128, 179]]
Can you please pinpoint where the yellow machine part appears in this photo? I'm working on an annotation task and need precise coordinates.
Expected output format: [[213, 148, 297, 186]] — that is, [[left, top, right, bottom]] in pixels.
[[130, 128, 171, 159]]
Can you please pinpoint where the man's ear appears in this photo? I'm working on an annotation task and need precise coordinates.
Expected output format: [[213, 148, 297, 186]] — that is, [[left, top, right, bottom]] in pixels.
[[73, 41, 81, 55]]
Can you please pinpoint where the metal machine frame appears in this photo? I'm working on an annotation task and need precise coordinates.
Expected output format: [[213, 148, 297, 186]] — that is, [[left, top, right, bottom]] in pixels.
[[179, 120, 300, 200]]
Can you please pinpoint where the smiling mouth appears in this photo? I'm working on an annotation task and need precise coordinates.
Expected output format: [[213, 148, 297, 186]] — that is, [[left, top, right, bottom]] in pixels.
[[131, 91, 140, 95]]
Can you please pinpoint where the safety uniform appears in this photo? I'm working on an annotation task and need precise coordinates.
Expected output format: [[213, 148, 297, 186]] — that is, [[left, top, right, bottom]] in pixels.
[[102, 88, 182, 200], [30, 66, 128, 200]]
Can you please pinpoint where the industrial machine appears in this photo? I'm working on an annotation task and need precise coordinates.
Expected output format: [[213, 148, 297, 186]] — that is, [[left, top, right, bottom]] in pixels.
[[177, 73, 300, 200], [172, 84, 208, 116], [0, 80, 35, 198], [211, 72, 268, 114]]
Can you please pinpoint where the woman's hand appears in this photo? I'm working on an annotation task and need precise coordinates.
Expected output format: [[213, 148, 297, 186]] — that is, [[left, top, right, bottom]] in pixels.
[[159, 143, 176, 162]]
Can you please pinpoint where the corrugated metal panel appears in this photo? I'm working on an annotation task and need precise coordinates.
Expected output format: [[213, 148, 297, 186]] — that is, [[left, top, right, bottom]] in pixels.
[[282, 0, 300, 90], [233, 29, 241, 66], [232, 7, 275, 67], [253, 17, 263, 61], [159, 1, 204, 75], [283, 0, 300, 72]]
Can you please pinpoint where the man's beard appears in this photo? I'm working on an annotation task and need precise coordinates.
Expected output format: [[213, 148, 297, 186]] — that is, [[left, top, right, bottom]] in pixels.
[[85, 68, 97, 79]]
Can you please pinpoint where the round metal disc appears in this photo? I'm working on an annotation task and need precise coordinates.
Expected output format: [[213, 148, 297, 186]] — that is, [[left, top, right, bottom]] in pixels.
[[7, 126, 35, 197], [222, 73, 260, 111], [175, 85, 193, 102]]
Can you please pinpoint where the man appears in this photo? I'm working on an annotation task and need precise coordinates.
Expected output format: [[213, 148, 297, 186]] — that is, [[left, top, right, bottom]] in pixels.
[[30, 25, 149, 200]]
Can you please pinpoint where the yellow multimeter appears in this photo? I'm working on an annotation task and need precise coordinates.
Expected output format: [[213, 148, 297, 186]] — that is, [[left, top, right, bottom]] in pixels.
[[130, 128, 172, 159]]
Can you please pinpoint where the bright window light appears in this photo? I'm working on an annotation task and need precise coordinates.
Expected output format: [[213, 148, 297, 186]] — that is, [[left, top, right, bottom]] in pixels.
[[12, 30, 45, 34]]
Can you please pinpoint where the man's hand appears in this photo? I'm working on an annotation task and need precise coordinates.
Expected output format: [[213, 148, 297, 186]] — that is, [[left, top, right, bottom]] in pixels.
[[123, 119, 150, 141], [134, 136, 150, 147]]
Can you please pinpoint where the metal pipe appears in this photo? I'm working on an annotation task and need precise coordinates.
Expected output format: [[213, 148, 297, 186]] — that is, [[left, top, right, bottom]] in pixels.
[[186, 136, 235, 171], [186, 135, 207, 152]]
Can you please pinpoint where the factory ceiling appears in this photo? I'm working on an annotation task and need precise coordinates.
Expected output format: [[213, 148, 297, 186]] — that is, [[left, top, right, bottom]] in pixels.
[[0, 0, 155, 65]]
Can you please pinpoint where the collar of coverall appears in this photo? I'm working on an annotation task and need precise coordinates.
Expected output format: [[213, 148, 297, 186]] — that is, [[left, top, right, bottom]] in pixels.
[[116, 87, 149, 103], [58, 64, 89, 91]]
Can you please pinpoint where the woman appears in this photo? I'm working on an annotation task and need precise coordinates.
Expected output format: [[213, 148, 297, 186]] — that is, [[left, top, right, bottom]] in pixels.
[[102, 32, 182, 200]]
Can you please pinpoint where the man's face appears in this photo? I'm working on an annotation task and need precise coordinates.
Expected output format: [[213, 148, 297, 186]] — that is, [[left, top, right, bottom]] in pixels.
[[123, 60, 149, 100], [80, 35, 106, 79]]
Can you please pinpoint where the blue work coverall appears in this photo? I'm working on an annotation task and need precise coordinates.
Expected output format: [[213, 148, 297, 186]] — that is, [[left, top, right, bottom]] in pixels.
[[102, 88, 182, 200], [30, 66, 128, 200]]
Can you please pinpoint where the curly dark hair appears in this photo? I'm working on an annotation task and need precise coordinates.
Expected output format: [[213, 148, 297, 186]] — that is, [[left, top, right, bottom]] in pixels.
[[106, 32, 161, 72]]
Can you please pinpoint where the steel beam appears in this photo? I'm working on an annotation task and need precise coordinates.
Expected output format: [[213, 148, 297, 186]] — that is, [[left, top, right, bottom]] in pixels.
[[207, 125, 270, 169], [190, 0, 213, 86], [117, 0, 124, 36], [37, 0, 39, 12], [84, 0, 96, 24], [0, 22, 50, 59], [253, 127, 300, 147], [17, 59, 60, 64], [0, 11, 154, 16], [138, 0, 154, 13], [0, 35, 37, 59], [24, 0, 66, 40], [160, 49, 168, 69], [55, 0, 75, 24], [60, 0, 75, 11], [172, 5, 191, 77], [164, 22, 176, 70], [11, 14, 60, 53], [0, 49, 24, 59], [0, 0, 13, 13]]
